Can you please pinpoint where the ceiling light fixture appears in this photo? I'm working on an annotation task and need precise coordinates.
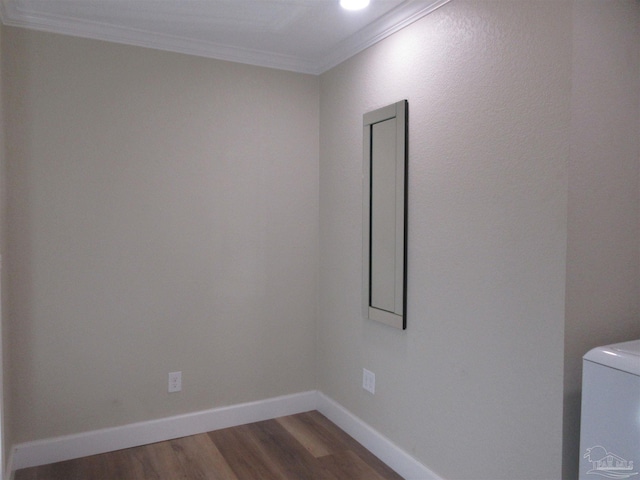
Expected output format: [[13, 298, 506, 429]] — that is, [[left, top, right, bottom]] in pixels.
[[340, 0, 370, 11]]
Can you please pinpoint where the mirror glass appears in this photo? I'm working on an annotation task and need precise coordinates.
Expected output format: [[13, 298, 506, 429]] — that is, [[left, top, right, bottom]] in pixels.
[[362, 100, 408, 330], [370, 118, 397, 312]]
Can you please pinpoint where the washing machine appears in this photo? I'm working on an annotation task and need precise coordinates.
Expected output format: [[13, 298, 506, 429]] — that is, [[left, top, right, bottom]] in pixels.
[[579, 339, 640, 479]]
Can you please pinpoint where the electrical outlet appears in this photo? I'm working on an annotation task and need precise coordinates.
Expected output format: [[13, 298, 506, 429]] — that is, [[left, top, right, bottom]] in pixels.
[[362, 368, 375, 394], [168, 371, 182, 393]]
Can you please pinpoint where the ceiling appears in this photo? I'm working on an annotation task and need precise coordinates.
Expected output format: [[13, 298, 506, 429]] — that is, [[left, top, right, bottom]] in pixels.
[[0, 0, 450, 74]]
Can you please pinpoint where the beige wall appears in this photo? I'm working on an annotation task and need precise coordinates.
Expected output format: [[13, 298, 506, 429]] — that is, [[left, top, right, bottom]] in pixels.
[[318, 1, 640, 478], [318, 1, 571, 478], [564, 1, 640, 478], [0, 19, 9, 477], [1, 1, 639, 479], [3, 28, 320, 442]]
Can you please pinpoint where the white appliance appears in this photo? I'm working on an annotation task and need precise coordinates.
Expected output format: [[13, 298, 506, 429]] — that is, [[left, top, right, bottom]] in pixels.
[[579, 339, 640, 480]]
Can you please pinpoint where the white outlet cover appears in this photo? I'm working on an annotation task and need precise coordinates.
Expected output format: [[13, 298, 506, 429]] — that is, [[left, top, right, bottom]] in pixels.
[[363, 368, 375, 394], [168, 371, 182, 393]]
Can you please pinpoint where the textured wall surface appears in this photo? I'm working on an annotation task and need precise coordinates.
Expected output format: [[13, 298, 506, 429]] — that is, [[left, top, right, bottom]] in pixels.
[[1, 2, 639, 479], [4, 29, 319, 442], [318, 1, 571, 478], [0, 19, 9, 477], [564, 2, 640, 478]]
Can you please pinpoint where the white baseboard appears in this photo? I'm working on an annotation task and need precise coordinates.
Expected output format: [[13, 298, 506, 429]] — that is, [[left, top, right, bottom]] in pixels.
[[11, 390, 317, 472], [316, 392, 443, 480], [11, 390, 442, 480], [5, 448, 14, 480]]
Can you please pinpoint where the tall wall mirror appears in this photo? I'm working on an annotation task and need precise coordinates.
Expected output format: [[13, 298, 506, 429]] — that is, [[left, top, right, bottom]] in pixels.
[[362, 100, 408, 330]]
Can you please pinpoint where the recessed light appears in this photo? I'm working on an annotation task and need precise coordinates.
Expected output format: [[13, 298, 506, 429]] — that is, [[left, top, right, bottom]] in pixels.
[[340, 0, 370, 11]]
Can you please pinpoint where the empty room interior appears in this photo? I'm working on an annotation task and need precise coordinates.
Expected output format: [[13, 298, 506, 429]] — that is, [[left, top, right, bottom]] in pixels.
[[0, 0, 638, 479]]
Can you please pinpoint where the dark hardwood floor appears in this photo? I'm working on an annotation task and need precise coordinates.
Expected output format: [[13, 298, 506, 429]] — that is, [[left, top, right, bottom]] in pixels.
[[15, 410, 404, 480]]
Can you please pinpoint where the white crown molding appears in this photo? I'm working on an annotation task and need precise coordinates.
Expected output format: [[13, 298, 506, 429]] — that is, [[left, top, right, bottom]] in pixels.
[[316, 0, 451, 73], [0, 0, 451, 75], [0, 6, 319, 74]]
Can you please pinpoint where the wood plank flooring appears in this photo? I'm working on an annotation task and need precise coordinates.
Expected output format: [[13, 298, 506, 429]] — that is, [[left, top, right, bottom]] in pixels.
[[15, 411, 404, 480]]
